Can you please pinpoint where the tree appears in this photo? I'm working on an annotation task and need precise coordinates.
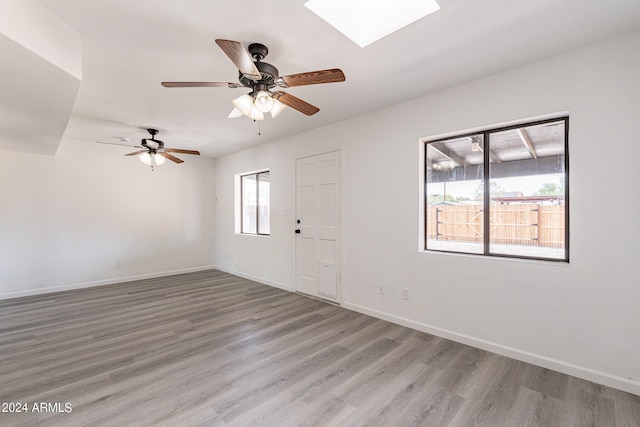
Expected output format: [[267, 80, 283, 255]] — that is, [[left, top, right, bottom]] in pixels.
[[534, 182, 563, 196], [473, 181, 504, 200]]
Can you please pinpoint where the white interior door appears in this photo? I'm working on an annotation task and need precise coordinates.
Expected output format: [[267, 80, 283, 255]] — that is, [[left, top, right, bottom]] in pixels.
[[295, 150, 341, 302]]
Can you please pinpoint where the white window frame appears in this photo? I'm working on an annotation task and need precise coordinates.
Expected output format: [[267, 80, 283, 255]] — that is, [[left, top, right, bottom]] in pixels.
[[236, 169, 270, 236]]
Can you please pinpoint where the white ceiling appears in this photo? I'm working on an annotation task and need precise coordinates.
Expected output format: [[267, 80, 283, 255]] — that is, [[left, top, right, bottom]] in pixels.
[[6, 0, 640, 158]]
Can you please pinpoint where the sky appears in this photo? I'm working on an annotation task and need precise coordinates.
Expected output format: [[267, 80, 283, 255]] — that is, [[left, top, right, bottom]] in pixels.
[[427, 173, 564, 199]]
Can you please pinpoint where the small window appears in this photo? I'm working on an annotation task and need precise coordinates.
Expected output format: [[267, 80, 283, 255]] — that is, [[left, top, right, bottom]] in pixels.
[[241, 171, 270, 235], [425, 117, 568, 261]]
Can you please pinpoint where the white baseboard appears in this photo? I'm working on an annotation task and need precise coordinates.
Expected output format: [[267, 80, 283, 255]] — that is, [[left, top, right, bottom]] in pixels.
[[342, 302, 640, 396], [214, 265, 294, 293], [0, 265, 217, 301]]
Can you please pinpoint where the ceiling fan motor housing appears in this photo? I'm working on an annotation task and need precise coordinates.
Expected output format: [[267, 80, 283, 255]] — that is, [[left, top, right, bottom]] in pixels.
[[238, 43, 279, 90], [239, 61, 279, 89], [248, 43, 268, 60], [141, 129, 163, 150]]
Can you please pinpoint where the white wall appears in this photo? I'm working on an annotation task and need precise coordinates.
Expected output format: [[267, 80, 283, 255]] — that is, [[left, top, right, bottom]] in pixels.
[[0, 137, 216, 298], [213, 31, 640, 394]]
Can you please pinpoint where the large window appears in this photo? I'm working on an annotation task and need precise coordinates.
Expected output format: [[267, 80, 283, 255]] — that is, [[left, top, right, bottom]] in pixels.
[[425, 117, 568, 261], [241, 171, 270, 235]]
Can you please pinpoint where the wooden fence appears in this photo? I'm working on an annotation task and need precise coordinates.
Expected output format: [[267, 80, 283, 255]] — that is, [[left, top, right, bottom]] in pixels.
[[426, 204, 565, 248]]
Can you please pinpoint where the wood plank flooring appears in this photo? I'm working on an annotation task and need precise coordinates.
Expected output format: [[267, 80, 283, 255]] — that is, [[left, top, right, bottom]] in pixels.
[[0, 269, 638, 426]]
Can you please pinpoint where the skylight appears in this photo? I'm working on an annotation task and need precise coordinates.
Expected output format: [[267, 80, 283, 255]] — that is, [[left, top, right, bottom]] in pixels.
[[304, 0, 440, 48]]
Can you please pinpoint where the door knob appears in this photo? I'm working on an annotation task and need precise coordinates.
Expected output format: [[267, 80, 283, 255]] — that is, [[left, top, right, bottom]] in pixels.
[[295, 229, 301, 234]]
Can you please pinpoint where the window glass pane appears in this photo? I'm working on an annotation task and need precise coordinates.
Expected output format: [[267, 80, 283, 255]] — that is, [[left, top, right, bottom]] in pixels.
[[426, 134, 485, 254], [258, 172, 270, 234], [242, 174, 257, 234], [488, 120, 566, 259]]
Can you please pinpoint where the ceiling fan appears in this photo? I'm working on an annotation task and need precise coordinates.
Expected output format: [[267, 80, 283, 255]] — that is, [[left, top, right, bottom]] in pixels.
[[162, 39, 345, 120], [97, 128, 200, 170]]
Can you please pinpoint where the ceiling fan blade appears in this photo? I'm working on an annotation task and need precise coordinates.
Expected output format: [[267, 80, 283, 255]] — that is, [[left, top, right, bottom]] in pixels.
[[165, 148, 200, 155], [160, 152, 184, 164], [161, 81, 241, 88], [96, 141, 144, 148], [124, 150, 147, 156], [277, 68, 345, 88], [215, 39, 261, 81], [272, 91, 320, 116]]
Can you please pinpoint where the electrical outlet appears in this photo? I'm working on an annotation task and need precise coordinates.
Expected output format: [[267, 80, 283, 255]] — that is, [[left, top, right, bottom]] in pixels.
[[402, 288, 409, 300], [115, 261, 122, 269], [377, 283, 384, 295]]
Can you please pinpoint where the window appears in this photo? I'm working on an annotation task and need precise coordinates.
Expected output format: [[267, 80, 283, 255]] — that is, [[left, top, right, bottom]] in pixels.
[[241, 171, 270, 235], [425, 117, 568, 261]]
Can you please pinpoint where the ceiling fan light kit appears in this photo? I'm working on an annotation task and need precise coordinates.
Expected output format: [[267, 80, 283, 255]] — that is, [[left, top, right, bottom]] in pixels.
[[139, 151, 166, 167], [227, 107, 244, 119], [162, 39, 345, 123], [254, 90, 274, 113], [270, 98, 287, 118], [232, 93, 264, 120], [231, 92, 287, 120]]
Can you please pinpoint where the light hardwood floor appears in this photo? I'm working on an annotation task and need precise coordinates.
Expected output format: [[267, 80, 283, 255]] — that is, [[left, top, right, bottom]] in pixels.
[[1, 270, 638, 426]]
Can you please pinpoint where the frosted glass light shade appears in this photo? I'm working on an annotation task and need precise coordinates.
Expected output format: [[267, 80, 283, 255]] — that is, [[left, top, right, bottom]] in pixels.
[[228, 107, 243, 118], [270, 99, 287, 118], [232, 94, 254, 116], [254, 90, 274, 113], [154, 153, 166, 165], [139, 152, 151, 165], [247, 105, 265, 121], [139, 152, 166, 166]]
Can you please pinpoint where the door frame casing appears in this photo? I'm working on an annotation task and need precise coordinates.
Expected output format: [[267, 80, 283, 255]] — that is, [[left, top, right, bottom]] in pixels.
[[293, 146, 343, 305]]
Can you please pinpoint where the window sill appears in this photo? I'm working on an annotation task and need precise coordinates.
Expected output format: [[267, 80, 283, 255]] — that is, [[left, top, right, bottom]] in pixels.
[[419, 248, 570, 265]]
